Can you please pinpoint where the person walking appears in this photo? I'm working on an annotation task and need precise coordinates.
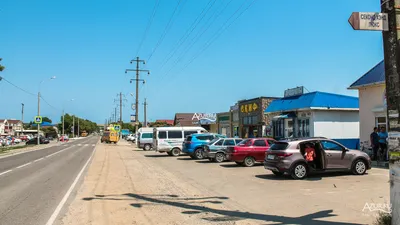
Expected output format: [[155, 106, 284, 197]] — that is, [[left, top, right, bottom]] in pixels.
[[378, 127, 388, 161], [370, 127, 380, 161]]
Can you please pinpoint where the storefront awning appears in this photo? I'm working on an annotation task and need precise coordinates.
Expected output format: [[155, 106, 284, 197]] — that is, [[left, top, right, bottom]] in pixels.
[[273, 112, 296, 119]]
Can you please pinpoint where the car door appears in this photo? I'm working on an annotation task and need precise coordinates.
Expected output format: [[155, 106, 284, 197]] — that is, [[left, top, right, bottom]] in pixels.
[[222, 139, 236, 152], [253, 139, 268, 161], [320, 140, 348, 169]]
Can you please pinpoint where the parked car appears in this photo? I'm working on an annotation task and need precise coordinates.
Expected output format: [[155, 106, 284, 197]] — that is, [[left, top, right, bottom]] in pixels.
[[138, 128, 153, 151], [13, 138, 22, 144], [126, 134, 135, 141], [20, 135, 30, 141], [182, 133, 226, 159], [263, 137, 372, 179], [204, 138, 243, 163], [225, 138, 275, 167], [26, 137, 49, 145]]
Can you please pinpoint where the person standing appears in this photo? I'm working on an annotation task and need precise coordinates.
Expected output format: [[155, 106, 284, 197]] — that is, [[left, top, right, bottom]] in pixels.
[[378, 127, 388, 161], [370, 127, 380, 161]]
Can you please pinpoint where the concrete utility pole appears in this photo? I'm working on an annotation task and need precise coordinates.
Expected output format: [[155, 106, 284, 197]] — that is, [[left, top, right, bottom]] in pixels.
[[37, 92, 41, 145], [62, 109, 65, 136], [381, 0, 400, 224], [120, 92, 123, 136], [77, 117, 80, 138], [143, 98, 148, 127], [21, 103, 24, 135], [125, 57, 150, 143], [72, 115, 75, 138]]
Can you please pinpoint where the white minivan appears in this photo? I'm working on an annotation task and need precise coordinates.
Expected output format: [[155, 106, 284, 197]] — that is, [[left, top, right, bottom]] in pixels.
[[153, 127, 207, 156]]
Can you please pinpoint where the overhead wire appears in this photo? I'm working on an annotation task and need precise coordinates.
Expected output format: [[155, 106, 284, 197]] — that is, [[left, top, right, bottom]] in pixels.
[[136, 0, 161, 57], [40, 95, 61, 112], [162, 0, 233, 78], [0, 76, 36, 96], [168, 0, 258, 79], [146, 0, 187, 63], [157, 0, 217, 70]]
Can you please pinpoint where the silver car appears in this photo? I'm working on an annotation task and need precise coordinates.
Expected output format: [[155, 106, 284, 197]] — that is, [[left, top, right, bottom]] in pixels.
[[264, 137, 372, 179], [204, 138, 242, 163]]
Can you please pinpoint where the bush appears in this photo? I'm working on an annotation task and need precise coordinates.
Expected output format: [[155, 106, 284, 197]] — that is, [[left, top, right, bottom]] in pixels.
[[374, 211, 391, 225]]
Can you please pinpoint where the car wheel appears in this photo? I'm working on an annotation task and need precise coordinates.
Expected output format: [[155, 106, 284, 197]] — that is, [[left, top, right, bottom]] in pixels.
[[171, 148, 181, 157], [194, 148, 204, 159], [352, 159, 367, 175], [243, 156, 255, 167], [272, 171, 284, 176], [291, 163, 308, 179], [215, 153, 225, 163], [144, 144, 151, 151]]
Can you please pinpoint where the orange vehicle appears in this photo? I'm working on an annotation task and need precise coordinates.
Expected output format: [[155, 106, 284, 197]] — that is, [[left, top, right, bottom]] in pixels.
[[81, 131, 88, 137]]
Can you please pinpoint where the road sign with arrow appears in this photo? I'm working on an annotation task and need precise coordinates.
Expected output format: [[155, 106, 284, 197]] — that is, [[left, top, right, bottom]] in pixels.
[[348, 12, 388, 31]]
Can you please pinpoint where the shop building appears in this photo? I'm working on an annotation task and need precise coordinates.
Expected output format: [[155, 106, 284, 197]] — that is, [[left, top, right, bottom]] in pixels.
[[348, 60, 386, 149], [238, 97, 279, 138], [230, 104, 240, 137], [265, 89, 360, 149], [174, 113, 218, 133], [217, 112, 231, 137]]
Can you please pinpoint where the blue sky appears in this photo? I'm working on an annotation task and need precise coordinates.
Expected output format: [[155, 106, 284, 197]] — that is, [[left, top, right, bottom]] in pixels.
[[0, 0, 383, 124]]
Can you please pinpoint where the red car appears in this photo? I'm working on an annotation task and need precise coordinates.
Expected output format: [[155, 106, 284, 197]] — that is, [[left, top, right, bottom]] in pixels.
[[226, 138, 275, 167]]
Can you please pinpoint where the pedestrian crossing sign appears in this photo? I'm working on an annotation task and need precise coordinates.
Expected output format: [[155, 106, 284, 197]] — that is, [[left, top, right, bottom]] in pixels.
[[114, 125, 121, 131], [34, 116, 42, 124]]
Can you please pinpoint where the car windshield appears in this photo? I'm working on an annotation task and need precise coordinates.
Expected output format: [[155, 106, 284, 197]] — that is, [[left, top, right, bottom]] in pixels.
[[238, 139, 252, 146]]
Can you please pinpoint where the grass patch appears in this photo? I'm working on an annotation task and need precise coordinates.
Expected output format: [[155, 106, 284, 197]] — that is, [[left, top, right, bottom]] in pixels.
[[0, 145, 28, 153], [374, 211, 391, 225]]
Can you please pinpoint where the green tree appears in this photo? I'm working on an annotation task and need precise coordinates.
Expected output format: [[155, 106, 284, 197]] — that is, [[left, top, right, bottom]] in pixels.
[[42, 117, 52, 123], [0, 58, 4, 72], [150, 121, 171, 127]]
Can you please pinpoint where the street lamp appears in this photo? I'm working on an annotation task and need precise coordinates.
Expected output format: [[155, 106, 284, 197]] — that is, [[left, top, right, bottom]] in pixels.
[[37, 76, 56, 145], [62, 98, 74, 138]]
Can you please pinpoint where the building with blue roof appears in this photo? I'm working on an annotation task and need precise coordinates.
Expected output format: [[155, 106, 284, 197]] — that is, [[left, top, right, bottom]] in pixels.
[[348, 60, 386, 150], [265, 88, 360, 149]]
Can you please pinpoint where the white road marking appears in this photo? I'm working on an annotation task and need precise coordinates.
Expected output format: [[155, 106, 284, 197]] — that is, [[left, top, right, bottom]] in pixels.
[[84, 144, 88, 147], [46, 147, 96, 225], [34, 158, 44, 162], [0, 170, 12, 176], [16, 162, 32, 169], [92, 144, 95, 147], [77, 144, 82, 146]]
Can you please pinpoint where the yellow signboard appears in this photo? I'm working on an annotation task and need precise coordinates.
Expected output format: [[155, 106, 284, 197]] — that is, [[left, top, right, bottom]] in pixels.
[[241, 103, 259, 113]]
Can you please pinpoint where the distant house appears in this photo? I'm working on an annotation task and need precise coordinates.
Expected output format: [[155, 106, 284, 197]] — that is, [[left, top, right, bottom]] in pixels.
[[348, 60, 385, 148], [0, 119, 23, 136], [174, 113, 218, 133], [155, 120, 174, 126]]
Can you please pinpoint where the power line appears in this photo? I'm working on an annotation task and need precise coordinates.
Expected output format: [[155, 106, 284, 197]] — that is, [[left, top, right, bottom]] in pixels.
[[158, 0, 217, 70], [136, 0, 161, 57], [0, 76, 36, 96], [169, 0, 258, 78], [146, 0, 187, 63], [40, 95, 60, 112]]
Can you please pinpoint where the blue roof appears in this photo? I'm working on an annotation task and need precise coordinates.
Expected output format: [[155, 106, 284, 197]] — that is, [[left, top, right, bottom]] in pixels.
[[265, 91, 359, 113], [349, 60, 385, 89], [32, 121, 55, 127]]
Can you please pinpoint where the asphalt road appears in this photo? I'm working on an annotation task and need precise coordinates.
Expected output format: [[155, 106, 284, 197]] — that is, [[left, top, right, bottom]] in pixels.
[[0, 136, 98, 225]]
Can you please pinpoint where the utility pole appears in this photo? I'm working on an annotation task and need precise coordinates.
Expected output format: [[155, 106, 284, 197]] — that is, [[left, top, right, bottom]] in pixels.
[[143, 98, 148, 127], [72, 115, 75, 138], [37, 92, 41, 145], [21, 103, 24, 135], [381, 0, 400, 224], [62, 110, 65, 137], [126, 57, 150, 145], [77, 117, 80, 138]]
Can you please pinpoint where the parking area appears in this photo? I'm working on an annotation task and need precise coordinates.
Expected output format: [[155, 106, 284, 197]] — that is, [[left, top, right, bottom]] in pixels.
[[62, 142, 390, 225]]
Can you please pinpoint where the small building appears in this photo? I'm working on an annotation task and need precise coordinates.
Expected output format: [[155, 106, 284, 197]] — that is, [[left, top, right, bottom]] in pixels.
[[174, 113, 218, 133], [230, 104, 240, 137], [238, 96, 279, 138], [265, 91, 360, 149], [217, 112, 231, 137], [348, 60, 386, 148], [0, 119, 23, 136], [155, 119, 174, 126]]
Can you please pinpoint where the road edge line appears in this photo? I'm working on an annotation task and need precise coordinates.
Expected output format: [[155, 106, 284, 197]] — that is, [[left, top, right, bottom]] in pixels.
[[45, 142, 97, 225]]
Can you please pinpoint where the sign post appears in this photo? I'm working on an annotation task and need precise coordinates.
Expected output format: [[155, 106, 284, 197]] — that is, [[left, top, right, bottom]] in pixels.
[[348, 12, 389, 31]]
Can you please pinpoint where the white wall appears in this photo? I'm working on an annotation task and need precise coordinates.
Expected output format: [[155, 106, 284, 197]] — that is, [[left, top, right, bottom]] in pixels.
[[313, 110, 359, 139], [358, 85, 385, 145]]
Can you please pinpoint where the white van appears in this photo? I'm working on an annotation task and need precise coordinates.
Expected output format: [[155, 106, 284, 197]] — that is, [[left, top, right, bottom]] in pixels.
[[153, 127, 207, 156], [138, 127, 154, 150]]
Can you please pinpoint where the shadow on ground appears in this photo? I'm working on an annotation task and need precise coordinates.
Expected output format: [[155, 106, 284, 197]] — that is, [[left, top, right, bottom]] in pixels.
[[255, 172, 355, 181], [82, 193, 362, 225], [144, 154, 173, 158], [220, 163, 264, 168]]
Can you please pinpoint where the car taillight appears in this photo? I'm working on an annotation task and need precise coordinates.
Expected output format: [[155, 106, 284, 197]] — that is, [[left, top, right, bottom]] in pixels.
[[276, 153, 292, 158]]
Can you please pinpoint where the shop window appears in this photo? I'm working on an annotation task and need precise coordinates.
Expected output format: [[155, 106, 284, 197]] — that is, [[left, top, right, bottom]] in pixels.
[[376, 117, 387, 130], [168, 131, 182, 139], [297, 119, 310, 138]]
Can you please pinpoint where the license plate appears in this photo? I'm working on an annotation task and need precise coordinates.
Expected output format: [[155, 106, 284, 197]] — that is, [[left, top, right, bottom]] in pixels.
[[267, 154, 275, 160]]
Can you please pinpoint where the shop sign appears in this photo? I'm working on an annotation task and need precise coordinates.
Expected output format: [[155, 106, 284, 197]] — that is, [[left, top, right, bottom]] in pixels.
[[284, 86, 304, 98], [192, 113, 216, 124], [240, 103, 259, 113]]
